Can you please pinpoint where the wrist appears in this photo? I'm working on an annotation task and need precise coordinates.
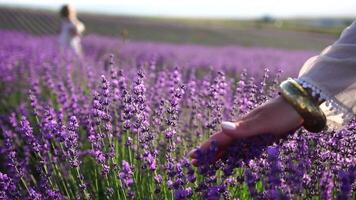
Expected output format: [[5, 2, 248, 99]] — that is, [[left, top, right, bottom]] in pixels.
[[279, 78, 326, 132]]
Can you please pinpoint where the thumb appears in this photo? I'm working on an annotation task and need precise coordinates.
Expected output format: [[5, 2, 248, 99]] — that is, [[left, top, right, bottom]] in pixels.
[[221, 120, 252, 139], [221, 121, 237, 131], [221, 121, 238, 138]]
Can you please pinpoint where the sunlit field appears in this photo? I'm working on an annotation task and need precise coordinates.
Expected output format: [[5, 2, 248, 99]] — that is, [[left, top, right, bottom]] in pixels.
[[0, 30, 354, 199]]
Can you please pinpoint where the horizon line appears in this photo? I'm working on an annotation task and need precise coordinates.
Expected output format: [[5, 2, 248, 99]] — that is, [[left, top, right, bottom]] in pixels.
[[1, 3, 355, 20]]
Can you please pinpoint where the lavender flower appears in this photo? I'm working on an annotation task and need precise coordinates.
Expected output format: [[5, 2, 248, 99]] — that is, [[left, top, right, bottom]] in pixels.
[[0, 30, 354, 200], [244, 169, 258, 198], [266, 146, 282, 188], [336, 167, 355, 200], [19, 116, 41, 153], [63, 115, 80, 168], [0, 172, 17, 199], [320, 170, 334, 200], [119, 160, 134, 198]]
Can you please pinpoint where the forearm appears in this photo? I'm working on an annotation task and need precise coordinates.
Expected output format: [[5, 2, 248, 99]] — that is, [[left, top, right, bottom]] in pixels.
[[224, 96, 303, 139]]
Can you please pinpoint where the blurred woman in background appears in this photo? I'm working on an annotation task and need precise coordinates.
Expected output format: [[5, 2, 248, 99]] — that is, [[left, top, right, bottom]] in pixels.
[[59, 4, 85, 57]]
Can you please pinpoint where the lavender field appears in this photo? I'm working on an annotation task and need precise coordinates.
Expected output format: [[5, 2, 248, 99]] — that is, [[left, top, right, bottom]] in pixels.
[[0, 30, 355, 199]]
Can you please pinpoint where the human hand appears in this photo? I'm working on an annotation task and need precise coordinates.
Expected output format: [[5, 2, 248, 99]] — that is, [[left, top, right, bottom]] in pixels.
[[189, 96, 303, 166]]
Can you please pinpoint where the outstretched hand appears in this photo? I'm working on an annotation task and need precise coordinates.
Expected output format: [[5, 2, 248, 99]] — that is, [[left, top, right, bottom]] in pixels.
[[189, 96, 304, 166]]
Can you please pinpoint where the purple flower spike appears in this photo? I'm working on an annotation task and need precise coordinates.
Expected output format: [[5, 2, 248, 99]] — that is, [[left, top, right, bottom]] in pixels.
[[336, 166, 355, 200], [119, 160, 134, 198]]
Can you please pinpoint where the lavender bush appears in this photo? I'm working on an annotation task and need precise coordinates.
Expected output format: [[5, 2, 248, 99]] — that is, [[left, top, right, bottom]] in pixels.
[[0, 31, 355, 199]]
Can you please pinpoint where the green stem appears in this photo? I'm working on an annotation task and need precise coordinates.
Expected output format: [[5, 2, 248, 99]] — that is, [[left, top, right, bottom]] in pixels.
[[20, 177, 30, 194], [76, 167, 90, 200]]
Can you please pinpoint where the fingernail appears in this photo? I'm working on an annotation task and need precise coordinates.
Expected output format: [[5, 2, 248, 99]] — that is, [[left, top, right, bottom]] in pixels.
[[221, 121, 236, 130]]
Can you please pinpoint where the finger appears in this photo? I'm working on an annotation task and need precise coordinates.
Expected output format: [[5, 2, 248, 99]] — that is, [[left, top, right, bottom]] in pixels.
[[221, 121, 237, 131], [191, 148, 223, 167], [199, 131, 231, 152], [188, 149, 198, 159], [191, 159, 198, 167], [195, 133, 220, 155], [214, 150, 224, 162], [222, 120, 255, 139], [189, 132, 231, 165], [188, 137, 215, 159], [221, 121, 239, 138]]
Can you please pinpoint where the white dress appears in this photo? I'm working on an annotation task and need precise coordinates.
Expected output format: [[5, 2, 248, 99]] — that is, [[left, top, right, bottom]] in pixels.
[[59, 19, 85, 56]]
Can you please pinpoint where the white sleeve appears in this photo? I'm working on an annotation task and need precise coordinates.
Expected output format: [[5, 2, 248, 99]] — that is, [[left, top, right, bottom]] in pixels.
[[297, 20, 356, 129]]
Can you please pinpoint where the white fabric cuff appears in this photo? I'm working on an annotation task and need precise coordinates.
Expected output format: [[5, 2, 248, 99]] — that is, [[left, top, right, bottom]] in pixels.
[[296, 78, 355, 129]]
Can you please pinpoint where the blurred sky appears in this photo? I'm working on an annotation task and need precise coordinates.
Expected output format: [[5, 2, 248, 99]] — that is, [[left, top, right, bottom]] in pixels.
[[1, 0, 356, 18]]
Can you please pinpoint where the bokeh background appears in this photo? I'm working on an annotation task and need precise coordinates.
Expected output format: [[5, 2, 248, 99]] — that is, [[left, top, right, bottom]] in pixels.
[[1, 0, 355, 50]]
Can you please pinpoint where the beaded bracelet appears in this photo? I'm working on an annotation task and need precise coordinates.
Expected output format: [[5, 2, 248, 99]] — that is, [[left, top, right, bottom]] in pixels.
[[279, 78, 326, 132]]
